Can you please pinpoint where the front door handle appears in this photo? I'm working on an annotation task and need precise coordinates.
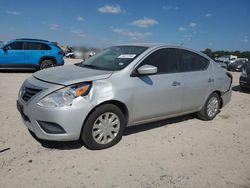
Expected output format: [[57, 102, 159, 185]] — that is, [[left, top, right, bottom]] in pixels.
[[172, 81, 181, 86]]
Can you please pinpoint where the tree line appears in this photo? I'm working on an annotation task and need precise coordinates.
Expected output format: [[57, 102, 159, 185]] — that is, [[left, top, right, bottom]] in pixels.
[[202, 48, 250, 60]]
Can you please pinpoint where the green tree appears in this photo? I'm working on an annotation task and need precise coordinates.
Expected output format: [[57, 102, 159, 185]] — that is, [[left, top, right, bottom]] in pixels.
[[202, 48, 214, 59]]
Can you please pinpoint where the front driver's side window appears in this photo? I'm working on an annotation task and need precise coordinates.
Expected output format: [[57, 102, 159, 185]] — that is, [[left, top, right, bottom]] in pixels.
[[139, 48, 179, 74], [6, 42, 23, 50]]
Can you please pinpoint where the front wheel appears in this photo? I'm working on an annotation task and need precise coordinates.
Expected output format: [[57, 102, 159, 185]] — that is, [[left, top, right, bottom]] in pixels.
[[81, 104, 126, 150], [197, 93, 220, 121]]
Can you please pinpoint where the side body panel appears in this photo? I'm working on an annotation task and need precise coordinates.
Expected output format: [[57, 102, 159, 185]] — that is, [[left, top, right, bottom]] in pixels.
[[182, 63, 214, 112], [25, 49, 50, 65], [50, 45, 64, 65], [0, 49, 26, 66]]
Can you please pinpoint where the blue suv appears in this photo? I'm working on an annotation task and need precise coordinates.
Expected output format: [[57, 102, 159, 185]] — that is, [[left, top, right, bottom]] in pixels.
[[0, 38, 64, 70]]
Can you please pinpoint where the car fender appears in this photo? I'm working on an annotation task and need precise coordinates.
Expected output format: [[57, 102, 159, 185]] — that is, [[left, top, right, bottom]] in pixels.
[[39, 56, 57, 64]]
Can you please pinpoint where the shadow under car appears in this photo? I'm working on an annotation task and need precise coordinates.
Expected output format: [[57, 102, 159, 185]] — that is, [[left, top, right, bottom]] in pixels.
[[29, 113, 196, 150], [232, 85, 250, 94]]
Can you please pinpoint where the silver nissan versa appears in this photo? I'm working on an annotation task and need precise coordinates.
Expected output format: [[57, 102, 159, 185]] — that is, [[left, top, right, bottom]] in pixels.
[[17, 44, 232, 149]]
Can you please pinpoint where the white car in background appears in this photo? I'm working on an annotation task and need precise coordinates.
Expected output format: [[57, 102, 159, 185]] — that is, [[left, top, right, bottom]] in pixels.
[[66, 50, 94, 59]]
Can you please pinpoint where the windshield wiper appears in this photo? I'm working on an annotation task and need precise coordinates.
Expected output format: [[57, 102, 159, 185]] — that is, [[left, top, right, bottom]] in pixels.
[[80, 64, 101, 69], [76, 63, 116, 71]]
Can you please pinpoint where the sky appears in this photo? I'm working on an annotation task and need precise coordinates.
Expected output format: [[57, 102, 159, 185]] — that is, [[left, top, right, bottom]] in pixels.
[[0, 0, 249, 51]]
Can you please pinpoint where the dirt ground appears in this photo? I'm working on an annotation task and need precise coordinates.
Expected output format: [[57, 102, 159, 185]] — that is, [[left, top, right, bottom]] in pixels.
[[0, 59, 250, 188]]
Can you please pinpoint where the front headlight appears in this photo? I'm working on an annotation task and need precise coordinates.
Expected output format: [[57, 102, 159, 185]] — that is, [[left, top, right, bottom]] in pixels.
[[37, 82, 91, 108]]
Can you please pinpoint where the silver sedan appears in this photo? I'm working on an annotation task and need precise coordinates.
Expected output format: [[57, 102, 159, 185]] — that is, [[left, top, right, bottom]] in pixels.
[[17, 44, 232, 149]]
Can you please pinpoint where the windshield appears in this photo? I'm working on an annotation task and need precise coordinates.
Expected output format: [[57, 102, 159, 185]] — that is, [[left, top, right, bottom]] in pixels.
[[234, 60, 245, 65], [0, 41, 10, 48], [80, 46, 148, 71]]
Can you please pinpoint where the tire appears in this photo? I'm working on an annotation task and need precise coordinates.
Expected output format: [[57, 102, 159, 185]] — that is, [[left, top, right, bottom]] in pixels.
[[81, 104, 126, 150], [197, 93, 220, 121], [40, 59, 55, 70], [240, 85, 249, 92]]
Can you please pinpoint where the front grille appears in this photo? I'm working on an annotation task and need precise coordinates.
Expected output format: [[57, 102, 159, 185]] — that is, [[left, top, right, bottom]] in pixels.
[[22, 87, 42, 102]]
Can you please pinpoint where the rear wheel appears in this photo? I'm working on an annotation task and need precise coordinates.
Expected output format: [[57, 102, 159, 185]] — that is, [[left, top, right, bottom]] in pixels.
[[197, 93, 220, 121], [40, 59, 55, 70], [240, 85, 249, 92], [81, 104, 126, 150]]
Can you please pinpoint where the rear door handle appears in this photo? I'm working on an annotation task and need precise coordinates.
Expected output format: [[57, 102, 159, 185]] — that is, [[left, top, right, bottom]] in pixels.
[[208, 78, 214, 83], [172, 81, 181, 86]]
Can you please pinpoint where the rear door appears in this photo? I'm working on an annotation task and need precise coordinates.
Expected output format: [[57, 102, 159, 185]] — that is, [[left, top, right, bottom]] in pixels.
[[23, 42, 50, 66], [130, 48, 184, 123], [0, 42, 25, 67], [177, 49, 214, 112]]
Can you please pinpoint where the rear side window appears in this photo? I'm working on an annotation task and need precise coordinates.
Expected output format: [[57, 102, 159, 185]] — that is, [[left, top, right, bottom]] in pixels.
[[140, 48, 179, 74], [178, 49, 209, 72], [24, 42, 43, 50], [6, 42, 23, 50]]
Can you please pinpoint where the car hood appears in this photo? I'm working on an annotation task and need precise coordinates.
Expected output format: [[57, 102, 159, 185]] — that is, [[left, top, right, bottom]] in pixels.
[[33, 64, 113, 86]]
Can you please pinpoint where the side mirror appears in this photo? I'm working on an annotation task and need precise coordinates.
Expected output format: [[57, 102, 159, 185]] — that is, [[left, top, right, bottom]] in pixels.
[[132, 64, 157, 77]]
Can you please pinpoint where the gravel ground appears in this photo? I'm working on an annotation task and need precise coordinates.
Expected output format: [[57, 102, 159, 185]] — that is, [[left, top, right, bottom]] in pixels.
[[0, 59, 250, 188]]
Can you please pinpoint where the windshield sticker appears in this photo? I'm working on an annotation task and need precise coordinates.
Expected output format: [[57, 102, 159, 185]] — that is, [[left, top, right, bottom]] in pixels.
[[118, 54, 137, 59]]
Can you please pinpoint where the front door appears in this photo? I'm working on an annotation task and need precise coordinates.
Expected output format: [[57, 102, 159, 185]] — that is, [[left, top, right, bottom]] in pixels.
[[130, 48, 184, 123], [0, 42, 25, 67]]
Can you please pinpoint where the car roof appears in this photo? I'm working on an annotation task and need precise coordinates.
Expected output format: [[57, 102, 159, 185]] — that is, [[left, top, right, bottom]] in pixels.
[[16, 38, 49, 42], [117, 43, 174, 48], [9, 38, 55, 45], [116, 43, 201, 51], [116, 43, 212, 61]]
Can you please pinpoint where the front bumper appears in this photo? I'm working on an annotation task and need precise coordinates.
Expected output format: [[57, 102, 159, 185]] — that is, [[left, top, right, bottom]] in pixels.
[[17, 76, 94, 141], [240, 75, 250, 88]]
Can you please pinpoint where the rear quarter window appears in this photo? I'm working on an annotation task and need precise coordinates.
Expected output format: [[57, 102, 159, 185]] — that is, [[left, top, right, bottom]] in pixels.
[[51, 44, 62, 51], [41, 44, 51, 50]]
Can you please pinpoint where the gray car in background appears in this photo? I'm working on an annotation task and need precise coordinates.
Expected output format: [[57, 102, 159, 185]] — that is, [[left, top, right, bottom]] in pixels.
[[17, 44, 232, 149], [215, 60, 228, 69]]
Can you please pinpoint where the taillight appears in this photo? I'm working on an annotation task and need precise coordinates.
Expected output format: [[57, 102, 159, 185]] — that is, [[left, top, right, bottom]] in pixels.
[[58, 51, 65, 56]]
